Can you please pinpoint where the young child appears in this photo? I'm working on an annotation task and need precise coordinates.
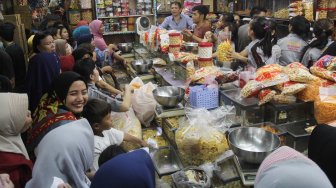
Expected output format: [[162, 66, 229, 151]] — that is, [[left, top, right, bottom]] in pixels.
[[82, 98, 148, 171]]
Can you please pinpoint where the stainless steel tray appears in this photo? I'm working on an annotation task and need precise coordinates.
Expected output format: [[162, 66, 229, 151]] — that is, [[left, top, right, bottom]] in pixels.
[[150, 146, 183, 176]]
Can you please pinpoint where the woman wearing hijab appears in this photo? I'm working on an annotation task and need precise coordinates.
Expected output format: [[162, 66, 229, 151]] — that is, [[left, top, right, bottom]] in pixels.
[[55, 39, 75, 71], [90, 149, 155, 188], [72, 25, 91, 41], [308, 124, 336, 186], [26, 119, 94, 188], [89, 20, 129, 67], [26, 72, 88, 156], [0, 93, 33, 188], [25, 32, 61, 112], [255, 146, 332, 188]]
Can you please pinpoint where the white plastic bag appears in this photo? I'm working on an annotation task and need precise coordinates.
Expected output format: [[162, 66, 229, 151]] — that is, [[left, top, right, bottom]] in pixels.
[[129, 77, 144, 90], [131, 82, 157, 127]]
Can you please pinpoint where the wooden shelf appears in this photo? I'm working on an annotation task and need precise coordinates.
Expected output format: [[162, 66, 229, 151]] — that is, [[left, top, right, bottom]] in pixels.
[[103, 31, 136, 35], [98, 14, 154, 19]]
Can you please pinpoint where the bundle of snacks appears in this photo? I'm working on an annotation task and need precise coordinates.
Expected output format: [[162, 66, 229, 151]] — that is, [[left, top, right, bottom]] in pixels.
[[175, 119, 229, 166], [273, 94, 297, 104], [186, 61, 196, 79], [274, 8, 288, 19], [258, 89, 276, 105], [314, 101, 336, 124], [314, 55, 335, 68], [172, 52, 198, 64], [303, 0, 314, 21], [298, 78, 336, 102], [310, 66, 336, 82], [217, 40, 233, 62], [283, 62, 316, 83], [255, 64, 288, 87], [281, 81, 307, 95], [288, 1, 304, 17], [191, 66, 223, 82], [240, 80, 262, 98]]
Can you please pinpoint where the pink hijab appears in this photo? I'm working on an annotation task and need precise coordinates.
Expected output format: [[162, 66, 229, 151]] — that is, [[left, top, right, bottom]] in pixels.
[[89, 20, 107, 51]]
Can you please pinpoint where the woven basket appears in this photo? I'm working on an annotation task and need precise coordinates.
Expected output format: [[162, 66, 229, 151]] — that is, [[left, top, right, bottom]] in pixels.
[[69, 10, 81, 25], [81, 10, 93, 22]]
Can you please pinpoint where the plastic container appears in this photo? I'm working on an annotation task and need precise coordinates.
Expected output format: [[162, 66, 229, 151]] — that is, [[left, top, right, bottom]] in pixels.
[[169, 32, 182, 46], [162, 117, 182, 148], [198, 42, 213, 59], [150, 146, 183, 176], [189, 85, 219, 109], [197, 58, 213, 68], [169, 44, 181, 53]]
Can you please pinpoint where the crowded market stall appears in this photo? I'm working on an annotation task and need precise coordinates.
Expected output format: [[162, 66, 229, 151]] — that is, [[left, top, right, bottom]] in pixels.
[[0, 0, 336, 187]]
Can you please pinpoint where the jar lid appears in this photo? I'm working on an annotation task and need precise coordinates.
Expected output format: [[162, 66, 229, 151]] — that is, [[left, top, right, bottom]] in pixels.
[[198, 57, 213, 61], [199, 42, 213, 47], [169, 32, 181, 37], [169, 44, 181, 47]]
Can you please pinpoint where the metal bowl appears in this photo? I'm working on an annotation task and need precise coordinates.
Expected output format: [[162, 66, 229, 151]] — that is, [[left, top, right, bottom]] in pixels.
[[152, 86, 185, 107], [183, 42, 198, 53], [131, 59, 153, 74], [118, 43, 133, 53], [228, 127, 280, 164]]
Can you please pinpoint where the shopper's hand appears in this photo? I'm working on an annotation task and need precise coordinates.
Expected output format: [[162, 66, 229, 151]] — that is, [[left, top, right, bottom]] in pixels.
[[182, 29, 193, 37], [124, 84, 133, 93], [141, 140, 150, 147], [0, 174, 14, 188], [101, 66, 113, 74], [123, 59, 130, 66]]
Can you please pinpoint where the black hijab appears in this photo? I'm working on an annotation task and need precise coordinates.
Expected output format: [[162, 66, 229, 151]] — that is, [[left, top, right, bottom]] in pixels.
[[53, 71, 87, 102], [308, 124, 336, 187]]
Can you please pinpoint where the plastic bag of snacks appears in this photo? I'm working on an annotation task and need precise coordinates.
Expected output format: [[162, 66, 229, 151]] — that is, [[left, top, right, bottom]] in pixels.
[[283, 62, 316, 83], [281, 81, 307, 95], [240, 80, 262, 98], [272, 94, 297, 104], [111, 108, 142, 151], [175, 109, 229, 166], [298, 78, 336, 102], [191, 66, 223, 82], [314, 55, 335, 68], [315, 100, 336, 124], [258, 89, 276, 105], [186, 61, 196, 79], [172, 166, 211, 188], [217, 40, 233, 62], [255, 64, 289, 87], [310, 66, 336, 82]]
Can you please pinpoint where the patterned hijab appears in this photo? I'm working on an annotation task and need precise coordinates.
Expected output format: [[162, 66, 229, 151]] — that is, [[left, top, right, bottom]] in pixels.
[[26, 72, 87, 155]]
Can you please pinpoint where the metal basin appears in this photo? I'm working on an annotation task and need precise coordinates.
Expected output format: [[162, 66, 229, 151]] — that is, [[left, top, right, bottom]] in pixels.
[[118, 43, 133, 53], [183, 42, 198, 53], [152, 86, 185, 108], [228, 127, 280, 164], [131, 59, 153, 74]]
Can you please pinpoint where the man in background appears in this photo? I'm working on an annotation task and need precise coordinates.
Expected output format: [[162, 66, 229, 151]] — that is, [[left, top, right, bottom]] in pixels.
[[236, 6, 267, 52], [160, 1, 193, 31]]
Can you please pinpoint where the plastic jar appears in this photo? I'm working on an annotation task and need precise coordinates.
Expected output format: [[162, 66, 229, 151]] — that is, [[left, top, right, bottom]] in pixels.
[[169, 32, 182, 46], [198, 42, 213, 59], [198, 58, 214, 68], [169, 44, 181, 53]]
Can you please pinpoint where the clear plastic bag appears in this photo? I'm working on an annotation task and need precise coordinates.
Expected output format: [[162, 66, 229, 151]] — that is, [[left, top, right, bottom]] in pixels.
[[175, 108, 230, 166], [172, 166, 211, 188], [111, 108, 142, 151], [131, 82, 157, 127], [315, 86, 336, 124]]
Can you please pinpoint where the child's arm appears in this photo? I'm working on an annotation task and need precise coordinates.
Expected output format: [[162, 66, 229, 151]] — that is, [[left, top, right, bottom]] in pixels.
[[123, 133, 149, 147], [118, 84, 132, 112]]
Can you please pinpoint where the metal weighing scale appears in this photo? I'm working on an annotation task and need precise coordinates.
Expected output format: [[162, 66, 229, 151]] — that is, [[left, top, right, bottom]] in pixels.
[[154, 103, 185, 118], [233, 155, 260, 186]]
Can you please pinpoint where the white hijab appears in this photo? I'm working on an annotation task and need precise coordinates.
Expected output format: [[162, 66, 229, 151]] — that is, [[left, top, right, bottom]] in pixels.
[[25, 119, 94, 188], [0, 93, 29, 159]]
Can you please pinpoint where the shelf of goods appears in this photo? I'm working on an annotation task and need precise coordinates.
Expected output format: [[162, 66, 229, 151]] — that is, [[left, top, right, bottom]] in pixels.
[[68, 0, 94, 26], [95, 0, 156, 35], [234, 0, 314, 21], [316, 0, 336, 20]]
